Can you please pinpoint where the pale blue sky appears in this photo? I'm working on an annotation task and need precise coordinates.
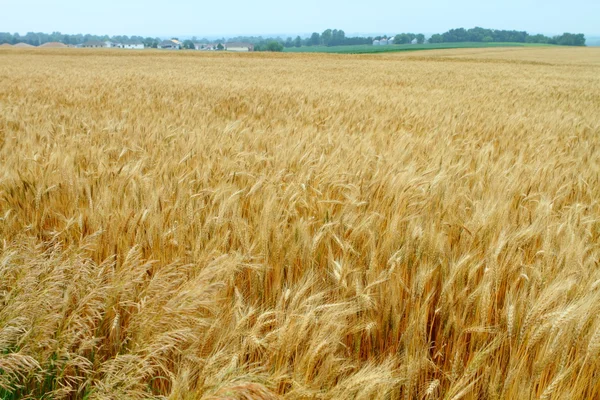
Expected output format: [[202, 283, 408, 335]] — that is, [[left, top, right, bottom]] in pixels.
[[2, 0, 598, 37]]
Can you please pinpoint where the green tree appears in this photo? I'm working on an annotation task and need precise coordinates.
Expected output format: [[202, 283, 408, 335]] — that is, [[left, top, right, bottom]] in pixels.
[[394, 33, 410, 44], [265, 40, 283, 52], [284, 37, 293, 48], [321, 29, 332, 46], [309, 32, 320, 46], [416, 34, 425, 44], [217, 43, 224, 50], [429, 34, 443, 43], [332, 29, 345, 45], [294, 36, 302, 47], [555, 33, 585, 46], [183, 40, 195, 49]]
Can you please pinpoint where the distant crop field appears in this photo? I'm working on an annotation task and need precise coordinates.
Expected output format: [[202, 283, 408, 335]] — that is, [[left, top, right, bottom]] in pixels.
[[1, 47, 600, 399], [284, 41, 551, 53]]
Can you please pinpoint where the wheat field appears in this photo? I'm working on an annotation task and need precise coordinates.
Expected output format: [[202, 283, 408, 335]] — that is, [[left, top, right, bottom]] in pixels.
[[1, 47, 600, 399]]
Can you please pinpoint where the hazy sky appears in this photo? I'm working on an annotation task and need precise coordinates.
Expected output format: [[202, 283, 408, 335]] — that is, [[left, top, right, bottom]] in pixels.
[[2, 0, 598, 37]]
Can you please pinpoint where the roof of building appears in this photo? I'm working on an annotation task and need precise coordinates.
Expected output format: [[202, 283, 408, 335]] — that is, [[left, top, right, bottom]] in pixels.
[[83, 40, 107, 46], [160, 40, 180, 46], [14, 42, 35, 48], [39, 42, 67, 48], [226, 42, 253, 47], [0, 43, 13, 47]]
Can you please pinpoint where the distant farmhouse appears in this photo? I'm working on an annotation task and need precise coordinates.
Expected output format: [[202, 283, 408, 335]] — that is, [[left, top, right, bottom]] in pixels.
[[82, 40, 144, 49], [195, 43, 216, 50], [373, 38, 394, 46], [225, 42, 254, 52], [82, 40, 111, 48], [160, 39, 182, 49], [114, 41, 144, 49]]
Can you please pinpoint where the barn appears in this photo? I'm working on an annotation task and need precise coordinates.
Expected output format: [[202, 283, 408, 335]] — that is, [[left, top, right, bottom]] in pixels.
[[83, 41, 109, 48], [225, 42, 254, 52], [159, 40, 182, 49]]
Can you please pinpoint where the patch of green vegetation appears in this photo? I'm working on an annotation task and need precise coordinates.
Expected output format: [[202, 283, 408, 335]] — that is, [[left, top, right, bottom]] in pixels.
[[284, 42, 553, 54]]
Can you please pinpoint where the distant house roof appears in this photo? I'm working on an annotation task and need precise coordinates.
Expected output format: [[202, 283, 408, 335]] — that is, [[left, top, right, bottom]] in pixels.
[[0, 43, 13, 47], [226, 42, 253, 48], [14, 42, 34, 48], [160, 40, 180, 46]]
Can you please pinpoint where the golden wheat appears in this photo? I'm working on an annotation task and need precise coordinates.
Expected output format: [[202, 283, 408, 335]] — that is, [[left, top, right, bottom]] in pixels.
[[0, 46, 600, 399]]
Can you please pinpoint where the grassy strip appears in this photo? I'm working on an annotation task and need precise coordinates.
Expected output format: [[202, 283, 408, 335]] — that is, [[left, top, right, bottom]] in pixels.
[[284, 42, 552, 54]]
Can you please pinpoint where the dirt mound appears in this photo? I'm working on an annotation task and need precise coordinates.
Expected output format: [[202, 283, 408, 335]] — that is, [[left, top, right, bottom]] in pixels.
[[14, 42, 35, 48], [39, 42, 68, 48]]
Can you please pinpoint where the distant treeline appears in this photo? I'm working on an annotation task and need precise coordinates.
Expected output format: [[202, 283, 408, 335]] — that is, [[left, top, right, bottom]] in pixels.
[[0, 27, 586, 49], [428, 27, 586, 46], [224, 28, 586, 50]]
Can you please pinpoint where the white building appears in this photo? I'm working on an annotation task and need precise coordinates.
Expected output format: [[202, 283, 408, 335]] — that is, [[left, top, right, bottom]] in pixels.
[[373, 40, 380, 46], [195, 43, 215, 50], [123, 42, 144, 49], [82, 40, 109, 48], [159, 39, 182, 49], [225, 42, 254, 52]]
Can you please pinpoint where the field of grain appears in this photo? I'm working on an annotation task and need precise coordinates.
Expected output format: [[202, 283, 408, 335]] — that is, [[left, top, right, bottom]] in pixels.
[[1, 47, 600, 399]]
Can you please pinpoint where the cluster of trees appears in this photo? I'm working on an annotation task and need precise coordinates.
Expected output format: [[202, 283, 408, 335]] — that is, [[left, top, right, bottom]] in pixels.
[[302, 30, 372, 46], [214, 31, 371, 50], [428, 27, 585, 46], [254, 41, 283, 52], [393, 33, 426, 44]]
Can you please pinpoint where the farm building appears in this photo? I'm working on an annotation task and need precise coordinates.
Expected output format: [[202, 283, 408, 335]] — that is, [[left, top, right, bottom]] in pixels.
[[113, 41, 144, 49], [195, 43, 216, 50], [39, 42, 68, 48], [372, 40, 380, 46], [123, 42, 144, 49], [160, 40, 182, 49], [225, 42, 254, 52], [82, 41, 111, 48], [380, 38, 388, 45]]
